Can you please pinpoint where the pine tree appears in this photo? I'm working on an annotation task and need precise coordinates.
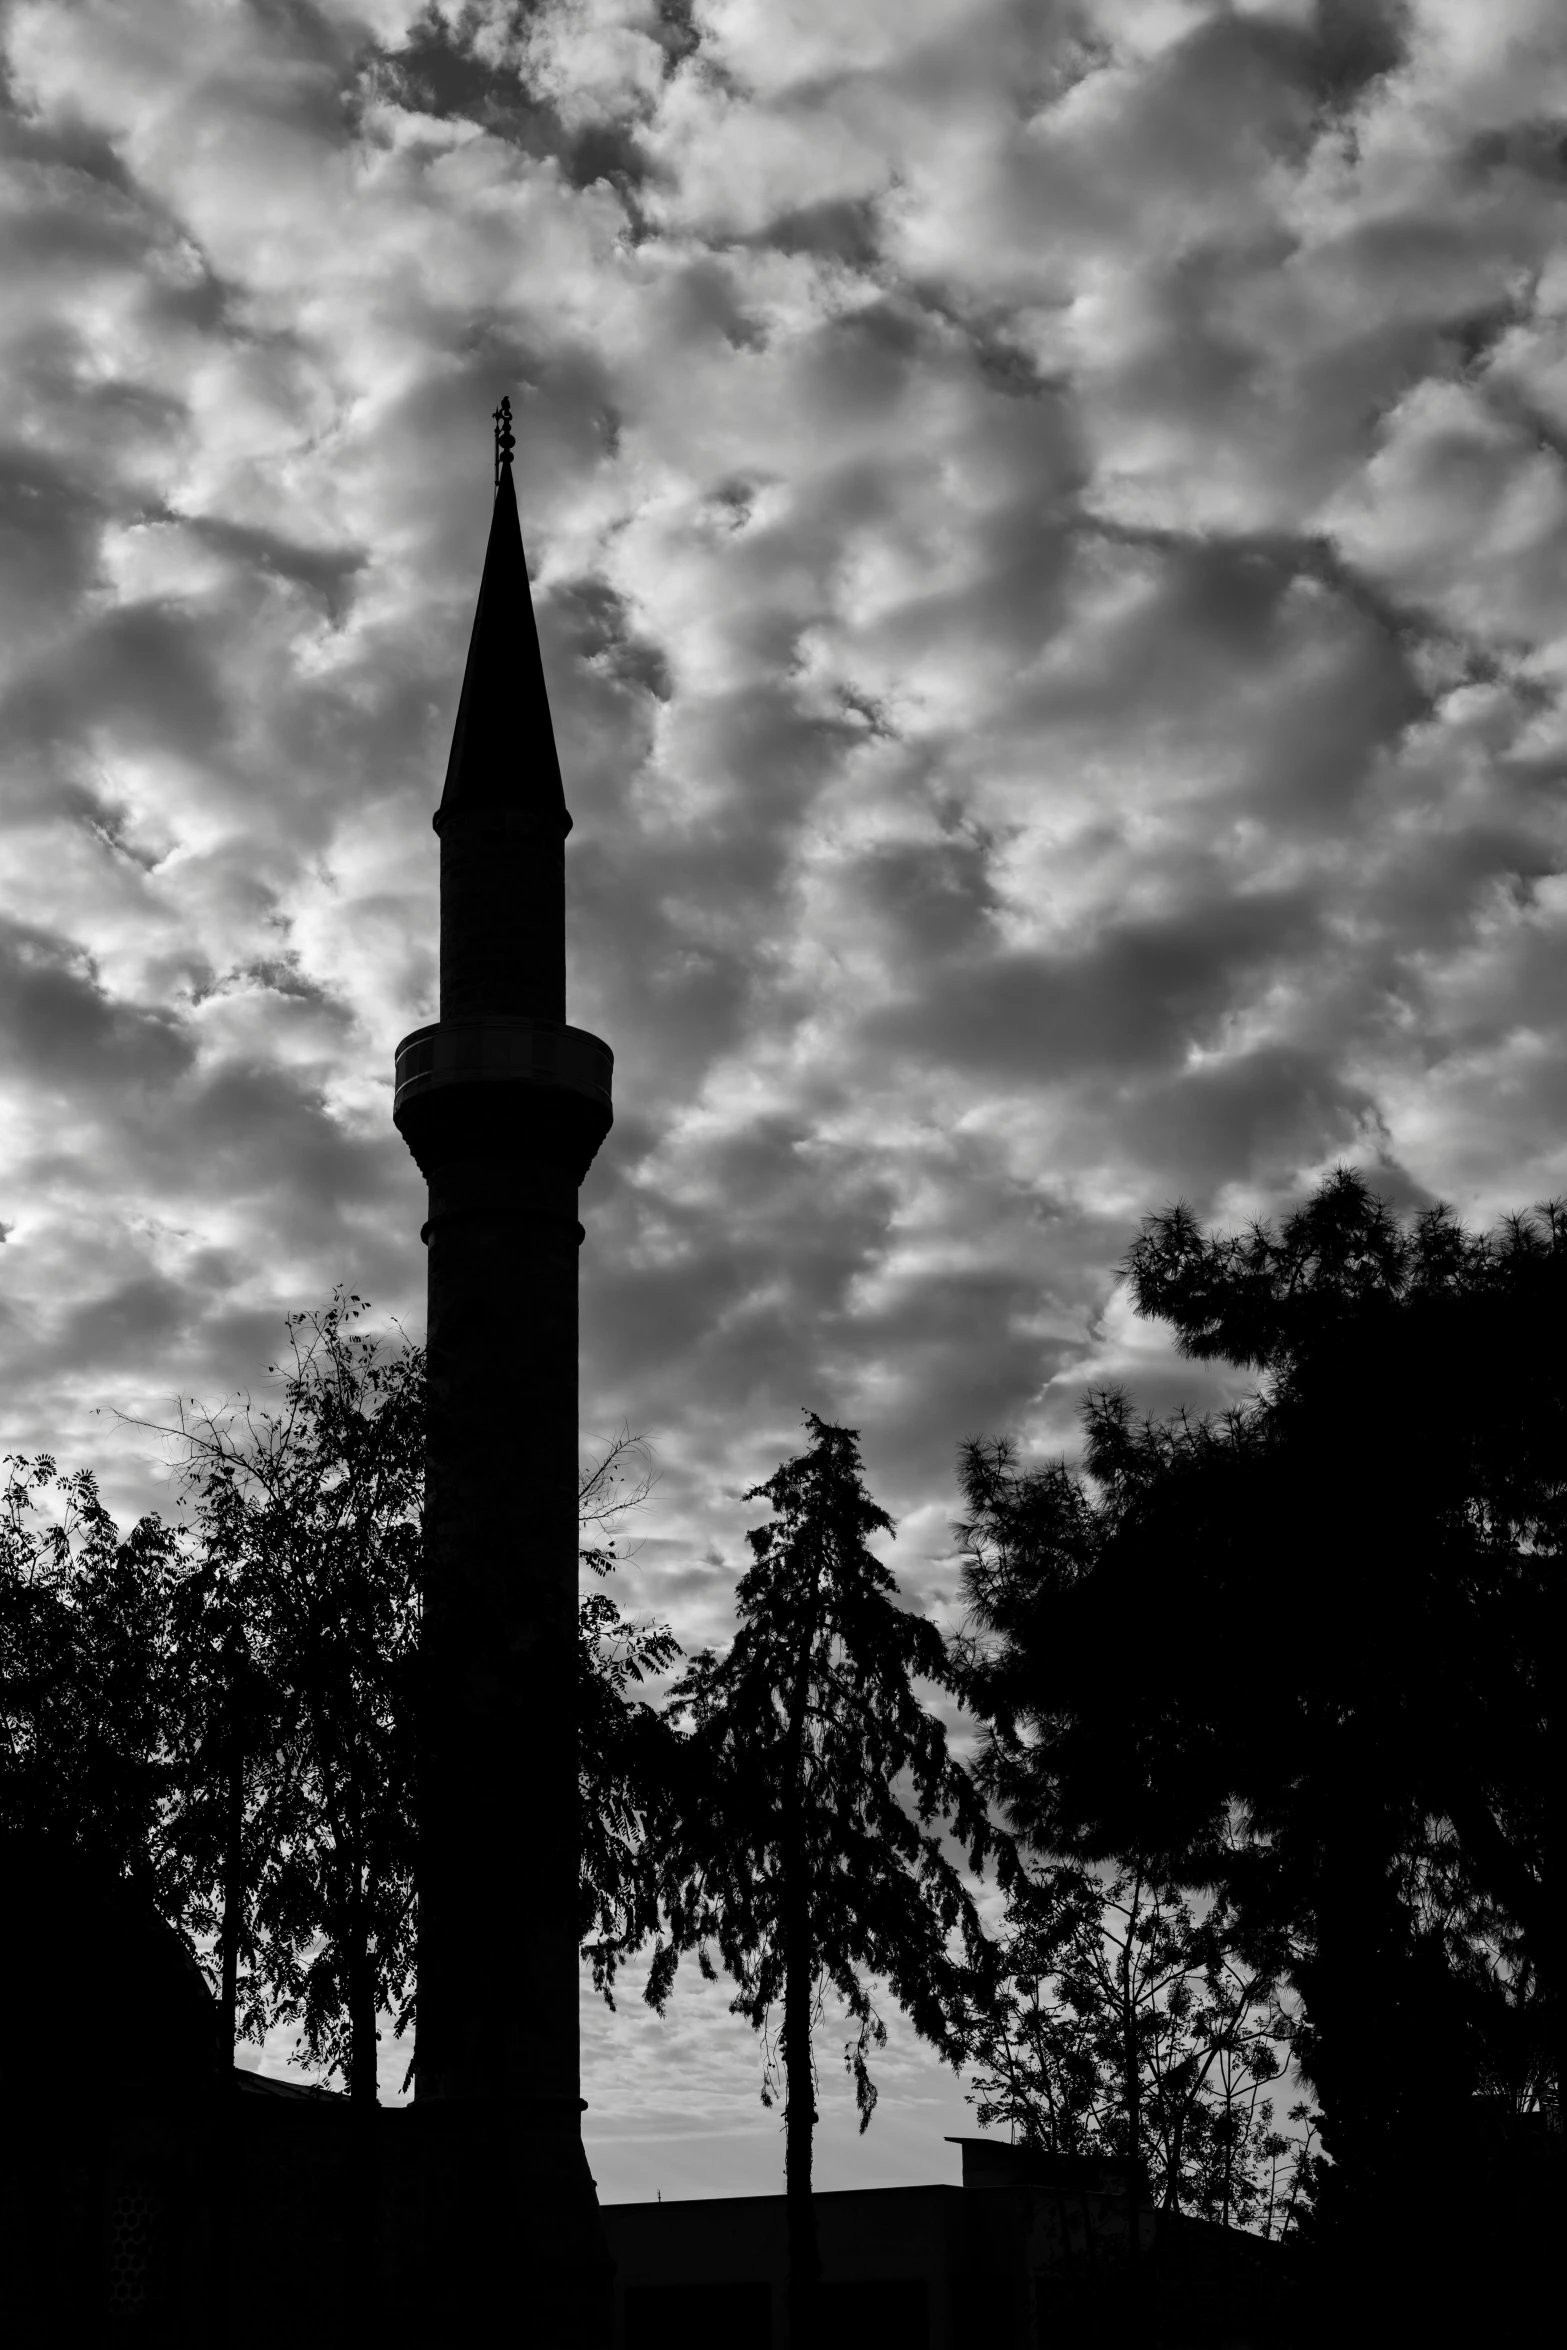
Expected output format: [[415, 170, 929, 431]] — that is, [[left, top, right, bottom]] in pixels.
[[651, 1414, 1009, 2343]]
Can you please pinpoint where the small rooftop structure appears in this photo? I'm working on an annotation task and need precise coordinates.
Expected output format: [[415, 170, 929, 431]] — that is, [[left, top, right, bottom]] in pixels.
[[600, 2137, 1160, 2350], [598, 2136, 1313, 2349]]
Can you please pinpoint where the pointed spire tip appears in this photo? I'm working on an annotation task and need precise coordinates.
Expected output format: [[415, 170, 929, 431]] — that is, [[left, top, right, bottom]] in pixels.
[[492, 395, 515, 495], [435, 392, 567, 837]]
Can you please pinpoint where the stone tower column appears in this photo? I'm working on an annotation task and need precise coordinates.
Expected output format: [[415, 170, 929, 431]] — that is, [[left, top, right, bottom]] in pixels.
[[393, 405, 613, 2340]]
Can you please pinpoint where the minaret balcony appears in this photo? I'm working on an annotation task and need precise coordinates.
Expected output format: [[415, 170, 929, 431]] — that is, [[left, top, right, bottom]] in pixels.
[[393, 1015, 613, 1185]]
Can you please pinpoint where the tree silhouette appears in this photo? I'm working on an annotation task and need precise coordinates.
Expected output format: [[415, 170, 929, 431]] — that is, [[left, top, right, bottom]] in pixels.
[[152, 1313, 677, 2091], [160, 1581, 295, 2059], [650, 1414, 1008, 2343], [1, 1454, 183, 1897], [962, 1848, 1303, 2234], [158, 1295, 424, 2105], [958, 1170, 1558, 2322], [576, 1432, 681, 2002]]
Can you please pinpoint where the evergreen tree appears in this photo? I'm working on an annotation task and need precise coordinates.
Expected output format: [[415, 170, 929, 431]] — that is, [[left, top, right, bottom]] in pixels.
[[651, 1414, 1008, 2343]]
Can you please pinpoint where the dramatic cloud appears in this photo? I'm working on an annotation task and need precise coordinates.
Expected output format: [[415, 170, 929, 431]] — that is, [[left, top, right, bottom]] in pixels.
[[4, 0, 1566, 2188]]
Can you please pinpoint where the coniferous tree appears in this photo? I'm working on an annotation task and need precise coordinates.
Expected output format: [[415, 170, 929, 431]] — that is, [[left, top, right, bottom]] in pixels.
[[651, 1414, 1009, 2343]]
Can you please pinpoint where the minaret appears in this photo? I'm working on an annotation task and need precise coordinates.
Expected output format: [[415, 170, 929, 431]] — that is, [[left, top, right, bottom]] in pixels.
[[393, 401, 614, 2339]]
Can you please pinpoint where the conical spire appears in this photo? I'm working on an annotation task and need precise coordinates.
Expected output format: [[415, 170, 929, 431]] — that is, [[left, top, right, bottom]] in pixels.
[[435, 400, 569, 836]]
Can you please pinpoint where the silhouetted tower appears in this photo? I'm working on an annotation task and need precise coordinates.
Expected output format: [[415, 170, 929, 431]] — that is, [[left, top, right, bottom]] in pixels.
[[393, 400, 613, 2339]]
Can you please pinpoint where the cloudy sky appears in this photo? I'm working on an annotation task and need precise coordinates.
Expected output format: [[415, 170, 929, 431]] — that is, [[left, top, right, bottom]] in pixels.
[[4, 0, 1566, 2197]]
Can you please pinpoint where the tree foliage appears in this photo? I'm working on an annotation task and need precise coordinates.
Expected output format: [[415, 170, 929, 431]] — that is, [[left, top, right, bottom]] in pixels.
[[964, 1852, 1307, 2236], [155, 1295, 424, 2104], [0, 1454, 183, 1897], [957, 1169, 1558, 2297], [156, 1314, 677, 2090], [3, 1298, 676, 2104], [576, 1434, 681, 2001]]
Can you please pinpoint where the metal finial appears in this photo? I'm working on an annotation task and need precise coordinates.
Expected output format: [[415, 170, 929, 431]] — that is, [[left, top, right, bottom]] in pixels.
[[493, 395, 515, 492]]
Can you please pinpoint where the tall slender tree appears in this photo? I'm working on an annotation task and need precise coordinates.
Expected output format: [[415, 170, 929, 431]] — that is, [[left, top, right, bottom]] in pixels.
[[651, 1414, 1009, 2343]]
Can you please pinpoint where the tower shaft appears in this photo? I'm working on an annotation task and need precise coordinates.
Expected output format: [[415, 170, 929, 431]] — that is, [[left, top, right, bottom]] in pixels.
[[394, 428, 613, 2340]]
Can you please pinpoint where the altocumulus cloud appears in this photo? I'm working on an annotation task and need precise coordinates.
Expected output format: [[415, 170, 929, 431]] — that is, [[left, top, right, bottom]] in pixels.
[[2, 0, 1567, 2158]]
